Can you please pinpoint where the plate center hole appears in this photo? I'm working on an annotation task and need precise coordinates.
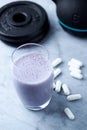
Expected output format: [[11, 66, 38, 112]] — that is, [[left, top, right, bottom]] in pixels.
[[13, 13, 26, 23]]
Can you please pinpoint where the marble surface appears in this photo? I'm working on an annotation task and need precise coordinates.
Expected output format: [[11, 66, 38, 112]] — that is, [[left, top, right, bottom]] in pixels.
[[0, 0, 87, 130]]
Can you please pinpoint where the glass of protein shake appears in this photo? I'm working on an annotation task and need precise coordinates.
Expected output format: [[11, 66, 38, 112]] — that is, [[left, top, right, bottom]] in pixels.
[[12, 43, 54, 110]]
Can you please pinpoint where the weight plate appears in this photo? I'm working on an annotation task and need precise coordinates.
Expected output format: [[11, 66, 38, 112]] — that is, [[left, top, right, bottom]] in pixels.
[[0, 1, 49, 46]]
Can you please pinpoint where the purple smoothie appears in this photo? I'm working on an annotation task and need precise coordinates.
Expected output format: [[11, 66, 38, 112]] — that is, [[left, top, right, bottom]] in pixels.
[[13, 53, 53, 109]]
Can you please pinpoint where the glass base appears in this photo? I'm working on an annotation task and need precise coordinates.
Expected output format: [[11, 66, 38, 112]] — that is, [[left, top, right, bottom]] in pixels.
[[25, 98, 51, 111]]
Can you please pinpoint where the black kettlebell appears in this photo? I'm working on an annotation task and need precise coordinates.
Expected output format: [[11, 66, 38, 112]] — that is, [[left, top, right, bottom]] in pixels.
[[52, 0, 87, 36]]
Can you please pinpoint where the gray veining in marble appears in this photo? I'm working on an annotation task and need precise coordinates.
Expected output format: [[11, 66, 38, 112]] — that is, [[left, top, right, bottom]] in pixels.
[[0, 0, 87, 130]]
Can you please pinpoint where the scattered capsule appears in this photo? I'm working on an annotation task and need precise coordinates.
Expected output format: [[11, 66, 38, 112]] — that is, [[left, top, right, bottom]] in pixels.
[[54, 68, 62, 79], [70, 72, 83, 80], [55, 80, 62, 93], [70, 58, 83, 67], [68, 61, 81, 69], [64, 107, 75, 120], [62, 84, 71, 96], [53, 82, 56, 90], [52, 58, 62, 67], [69, 66, 82, 74], [67, 94, 82, 101]]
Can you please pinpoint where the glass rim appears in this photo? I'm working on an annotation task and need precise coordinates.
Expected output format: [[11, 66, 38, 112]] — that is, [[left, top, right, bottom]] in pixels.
[[11, 43, 49, 67]]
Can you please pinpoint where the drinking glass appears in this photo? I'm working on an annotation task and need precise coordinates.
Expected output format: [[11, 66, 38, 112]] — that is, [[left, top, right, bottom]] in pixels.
[[11, 43, 54, 110]]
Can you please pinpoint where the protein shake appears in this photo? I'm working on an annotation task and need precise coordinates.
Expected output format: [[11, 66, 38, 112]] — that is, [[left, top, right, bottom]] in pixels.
[[12, 44, 53, 110]]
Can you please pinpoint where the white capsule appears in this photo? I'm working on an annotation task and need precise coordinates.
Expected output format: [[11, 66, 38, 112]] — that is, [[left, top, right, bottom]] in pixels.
[[52, 58, 62, 67], [64, 108, 75, 120], [68, 58, 83, 68], [68, 61, 81, 69], [53, 82, 56, 90], [55, 80, 62, 93], [69, 66, 82, 74], [54, 68, 62, 79], [70, 58, 83, 67], [67, 94, 82, 101], [70, 72, 83, 80], [62, 84, 71, 96]]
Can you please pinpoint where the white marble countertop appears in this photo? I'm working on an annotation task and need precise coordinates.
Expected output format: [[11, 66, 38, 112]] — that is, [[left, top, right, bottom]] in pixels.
[[0, 0, 87, 130]]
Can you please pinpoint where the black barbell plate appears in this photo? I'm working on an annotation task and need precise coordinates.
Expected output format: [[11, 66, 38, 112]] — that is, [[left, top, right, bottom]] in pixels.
[[0, 1, 50, 46]]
